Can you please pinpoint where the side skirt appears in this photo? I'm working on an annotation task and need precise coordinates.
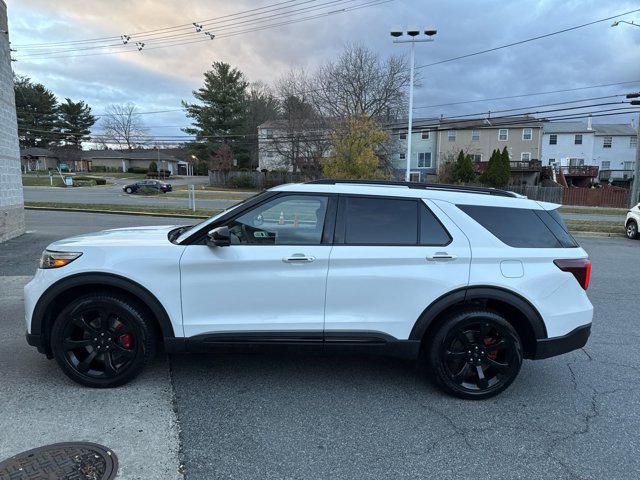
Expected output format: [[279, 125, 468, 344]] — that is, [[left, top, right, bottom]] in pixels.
[[164, 331, 421, 360]]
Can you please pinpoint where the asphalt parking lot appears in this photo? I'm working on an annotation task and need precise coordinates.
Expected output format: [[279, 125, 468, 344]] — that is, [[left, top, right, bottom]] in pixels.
[[1, 210, 639, 479]]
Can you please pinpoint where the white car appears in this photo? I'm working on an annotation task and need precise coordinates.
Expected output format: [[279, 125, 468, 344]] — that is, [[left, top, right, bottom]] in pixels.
[[24, 180, 593, 399], [626, 203, 640, 240]]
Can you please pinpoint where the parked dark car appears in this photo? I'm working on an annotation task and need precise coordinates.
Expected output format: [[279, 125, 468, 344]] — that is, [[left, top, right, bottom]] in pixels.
[[122, 180, 172, 194]]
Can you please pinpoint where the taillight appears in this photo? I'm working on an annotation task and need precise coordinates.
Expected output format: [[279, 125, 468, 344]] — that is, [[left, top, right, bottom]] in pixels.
[[554, 258, 591, 290]]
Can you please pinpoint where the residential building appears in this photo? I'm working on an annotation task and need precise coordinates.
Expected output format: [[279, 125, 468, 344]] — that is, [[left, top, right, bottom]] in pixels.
[[83, 149, 181, 174], [541, 120, 636, 186], [435, 116, 544, 185], [389, 121, 438, 182], [20, 148, 59, 171], [0, 0, 24, 242]]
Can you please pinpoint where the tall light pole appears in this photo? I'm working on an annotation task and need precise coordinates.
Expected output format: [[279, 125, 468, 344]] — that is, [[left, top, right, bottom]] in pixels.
[[627, 93, 640, 207], [391, 26, 437, 182]]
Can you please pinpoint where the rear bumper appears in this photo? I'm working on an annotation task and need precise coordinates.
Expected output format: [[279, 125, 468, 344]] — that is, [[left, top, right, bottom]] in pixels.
[[533, 324, 591, 359]]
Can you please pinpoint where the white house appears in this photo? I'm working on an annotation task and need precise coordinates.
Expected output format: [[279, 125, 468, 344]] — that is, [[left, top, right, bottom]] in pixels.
[[541, 119, 636, 184], [389, 120, 438, 182]]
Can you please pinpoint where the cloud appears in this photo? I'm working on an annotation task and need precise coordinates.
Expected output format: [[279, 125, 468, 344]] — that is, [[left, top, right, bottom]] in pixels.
[[6, 0, 640, 140]]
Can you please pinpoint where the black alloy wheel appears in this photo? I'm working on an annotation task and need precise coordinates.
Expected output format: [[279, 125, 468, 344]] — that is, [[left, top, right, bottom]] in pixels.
[[51, 294, 155, 388], [427, 309, 522, 399]]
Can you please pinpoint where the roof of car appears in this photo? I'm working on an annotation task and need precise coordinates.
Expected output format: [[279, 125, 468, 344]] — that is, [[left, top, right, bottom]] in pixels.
[[270, 180, 551, 209]]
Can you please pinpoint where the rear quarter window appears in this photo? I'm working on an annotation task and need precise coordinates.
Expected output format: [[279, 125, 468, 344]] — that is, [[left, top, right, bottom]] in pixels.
[[457, 204, 576, 248]]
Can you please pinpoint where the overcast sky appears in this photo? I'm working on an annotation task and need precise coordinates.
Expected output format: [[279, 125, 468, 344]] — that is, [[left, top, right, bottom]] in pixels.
[[6, 0, 640, 142]]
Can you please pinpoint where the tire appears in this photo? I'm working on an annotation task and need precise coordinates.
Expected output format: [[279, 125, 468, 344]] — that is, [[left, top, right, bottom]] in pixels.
[[125, 187, 133, 194], [426, 309, 523, 400], [627, 220, 638, 240], [50, 293, 156, 388]]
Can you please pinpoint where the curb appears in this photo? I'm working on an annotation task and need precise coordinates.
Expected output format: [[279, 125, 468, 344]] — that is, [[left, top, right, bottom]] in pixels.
[[25, 206, 209, 219]]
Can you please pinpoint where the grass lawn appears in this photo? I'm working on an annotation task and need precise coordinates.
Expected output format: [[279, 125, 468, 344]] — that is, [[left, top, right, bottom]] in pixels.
[[22, 175, 66, 187], [559, 206, 628, 216], [565, 219, 624, 235], [165, 191, 251, 201], [25, 202, 221, 218]]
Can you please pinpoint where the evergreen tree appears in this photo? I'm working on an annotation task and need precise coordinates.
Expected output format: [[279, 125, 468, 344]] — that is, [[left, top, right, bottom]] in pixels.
[[182, 62, 249, 168], [14, 75, 59, 148], [500, 146, 512, 186], [480, 148, 511, 187], [452, 150, 476, 183], [57, 98, 96, 148], [148, 161, 158, 172]]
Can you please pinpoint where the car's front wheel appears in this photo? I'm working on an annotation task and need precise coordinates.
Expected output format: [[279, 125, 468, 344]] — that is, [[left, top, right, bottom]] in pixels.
[[50, 294, 156, 388], [426, 309, 522, 399], [125, 187, 133, 194], [627, 220, 638, 240]]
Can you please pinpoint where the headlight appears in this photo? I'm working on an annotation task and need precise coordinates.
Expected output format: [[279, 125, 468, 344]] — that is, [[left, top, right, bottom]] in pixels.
[[39, 250, 83, 269]]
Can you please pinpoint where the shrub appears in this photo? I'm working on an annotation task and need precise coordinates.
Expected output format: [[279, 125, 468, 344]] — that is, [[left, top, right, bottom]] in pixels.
[[73, 180, 97, 187], [148, 161, 158, 172], [228, 175, 255, 189], [127, 167, 148, 174], [147, 170, 171, 178], [90, 165, 106, 172], [74, 176, 107, 185], [134, 186, 161, 195]]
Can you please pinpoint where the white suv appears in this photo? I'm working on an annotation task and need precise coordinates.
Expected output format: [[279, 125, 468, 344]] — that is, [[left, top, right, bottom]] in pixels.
[[24, 180, 593, 399], [626, 203, 640, 239]]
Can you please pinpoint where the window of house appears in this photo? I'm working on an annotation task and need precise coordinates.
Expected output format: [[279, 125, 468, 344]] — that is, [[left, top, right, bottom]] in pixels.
[[631, 136, 638, 148], [624, 161, 634, 171], [418, 152, 432, 168], [399, 153, 406, 160], [265, 129, 273, 139], [469, 154, 482, 162], [603, 136, 612, 148], [498, 129, 508, 141], [471, 130, 480, 141], [548, 158, 555, 165], [574, 134, 582, 145], [228, 195, 328, 245], [549, 134, 557, 145], [399, 133, 407, 140], [601, 161, 610, 170], [522, 128, 532, 140], [448, 130, 456, 142], [421, 130, 429, 140], [521, 152, 531, 161]]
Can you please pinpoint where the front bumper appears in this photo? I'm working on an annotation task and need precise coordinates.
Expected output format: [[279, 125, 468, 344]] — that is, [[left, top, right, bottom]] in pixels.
[[533, 324, 591, 359]]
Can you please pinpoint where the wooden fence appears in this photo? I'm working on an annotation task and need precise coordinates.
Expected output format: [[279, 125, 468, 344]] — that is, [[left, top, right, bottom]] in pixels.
[[562, 187, 629, 208], [506, 185, 563, 203], [209, 170, 317, 189]]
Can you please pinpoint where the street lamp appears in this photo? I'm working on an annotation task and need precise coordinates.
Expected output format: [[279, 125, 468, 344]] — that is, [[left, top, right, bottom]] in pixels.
[[612, 20, 639, 28], [391, 25, 437, 182]]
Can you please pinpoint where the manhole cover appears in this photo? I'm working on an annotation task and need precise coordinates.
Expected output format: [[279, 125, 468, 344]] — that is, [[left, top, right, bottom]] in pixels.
[[0, 442, 117, 480]]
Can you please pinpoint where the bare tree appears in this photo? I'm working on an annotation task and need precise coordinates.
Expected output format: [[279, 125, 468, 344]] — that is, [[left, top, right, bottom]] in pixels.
[[100, 103, 148, 149], [296, 43, 410, 120], [245, 81, 280, 169]]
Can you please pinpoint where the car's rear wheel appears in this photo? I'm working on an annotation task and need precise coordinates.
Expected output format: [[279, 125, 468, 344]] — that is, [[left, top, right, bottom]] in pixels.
[[125, 187, 133, 194], [627, 220, 638, 239], [50, 294, 156, 388], [426, 309, 522, 399]]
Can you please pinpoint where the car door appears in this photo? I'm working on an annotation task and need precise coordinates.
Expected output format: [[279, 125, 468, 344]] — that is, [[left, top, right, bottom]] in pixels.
[[179, 193, 336, 338], [324, 195, 471, 340]]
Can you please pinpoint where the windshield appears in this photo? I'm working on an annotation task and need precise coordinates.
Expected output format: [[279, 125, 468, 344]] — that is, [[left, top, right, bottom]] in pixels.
[[175, 191, 268, 243]]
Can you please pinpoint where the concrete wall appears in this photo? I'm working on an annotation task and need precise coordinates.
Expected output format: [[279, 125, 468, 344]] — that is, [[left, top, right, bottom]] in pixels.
[[0, 0, 25, 242]]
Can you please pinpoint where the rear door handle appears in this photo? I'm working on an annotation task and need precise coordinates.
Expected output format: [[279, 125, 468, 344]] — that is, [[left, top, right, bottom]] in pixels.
[[283, 254, 315, 263], [426, 252, 457, 261]]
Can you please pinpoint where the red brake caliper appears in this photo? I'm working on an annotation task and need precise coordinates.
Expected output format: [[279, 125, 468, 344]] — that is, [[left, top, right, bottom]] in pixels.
[[115, 323, 133, 349], [483, 337, 498, 360]]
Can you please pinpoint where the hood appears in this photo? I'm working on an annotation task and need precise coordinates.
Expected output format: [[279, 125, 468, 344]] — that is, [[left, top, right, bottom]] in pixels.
[[48, 225, 179, 250]]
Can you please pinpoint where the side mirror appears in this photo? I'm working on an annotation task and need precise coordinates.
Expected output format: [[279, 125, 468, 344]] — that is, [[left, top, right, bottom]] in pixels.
[[206, 226, 231, 247]]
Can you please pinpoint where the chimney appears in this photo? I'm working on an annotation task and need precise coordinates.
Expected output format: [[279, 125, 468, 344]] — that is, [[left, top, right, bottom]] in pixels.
[[587, 114, 593, 131]]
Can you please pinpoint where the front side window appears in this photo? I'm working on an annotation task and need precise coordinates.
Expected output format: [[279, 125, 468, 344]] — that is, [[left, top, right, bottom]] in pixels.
[[522, 128, 532, 140], [227, 195, 328, 245], [603, 136, 612, 148], [418, 152, 432, 168], [448, 130, 456, 142], [575, 134, 583, 145], [498, 129, 508, 141], [549, 134, 557, 145]]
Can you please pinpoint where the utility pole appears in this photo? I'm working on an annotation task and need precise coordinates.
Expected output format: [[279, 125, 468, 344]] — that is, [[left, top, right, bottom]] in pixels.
[[628, 93, 640, 207], [391, 26, 437, 182]]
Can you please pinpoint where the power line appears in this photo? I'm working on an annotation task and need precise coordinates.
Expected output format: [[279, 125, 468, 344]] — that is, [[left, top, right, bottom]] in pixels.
[[413, 80, 640, 109], [415, 8, 640, 69], [14, 0, 391, 60]]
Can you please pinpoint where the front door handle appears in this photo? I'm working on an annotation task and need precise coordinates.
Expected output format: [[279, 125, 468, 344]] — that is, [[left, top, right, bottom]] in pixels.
[[426, 252, 457, 261], [283, 254, 316, 263]]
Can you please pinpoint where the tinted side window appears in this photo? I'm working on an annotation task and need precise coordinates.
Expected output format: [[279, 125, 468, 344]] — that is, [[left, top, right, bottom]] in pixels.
[[457, 205, 563, 248], [420, 203, 451, 246], [344, 197, 417, 245], [535, 209, 577, 248]]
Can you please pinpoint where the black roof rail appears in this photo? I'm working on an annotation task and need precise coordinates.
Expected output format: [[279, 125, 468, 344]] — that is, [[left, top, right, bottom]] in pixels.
[[305, 179, 518, 197]]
